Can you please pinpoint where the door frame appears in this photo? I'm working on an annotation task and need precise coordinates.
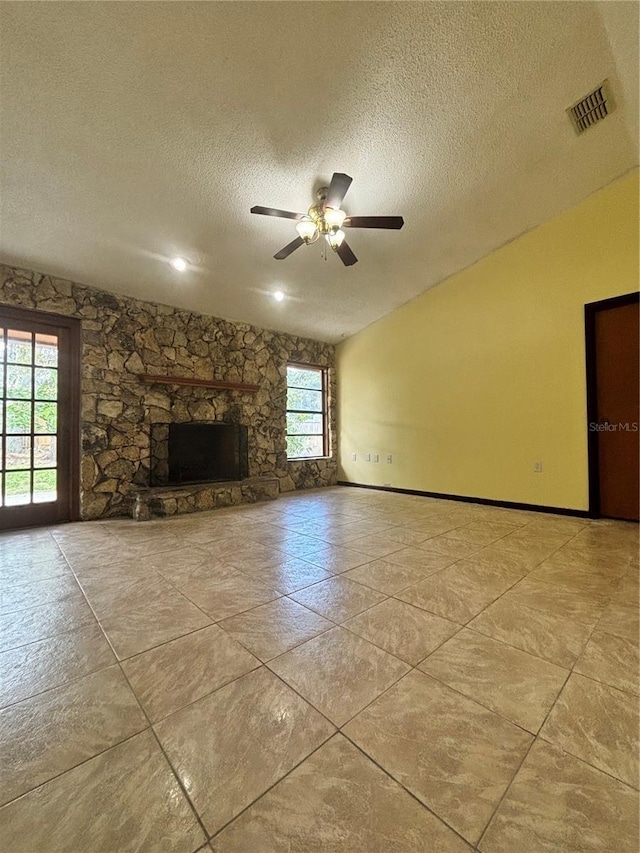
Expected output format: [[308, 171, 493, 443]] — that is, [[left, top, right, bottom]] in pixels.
[[584, 290, 640, 518], [0, 304, 82, 527]]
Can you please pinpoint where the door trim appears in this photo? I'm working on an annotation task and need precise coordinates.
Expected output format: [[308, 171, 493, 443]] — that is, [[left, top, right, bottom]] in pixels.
[[584, 291, 640, 519], [0, 304, 81, 527]]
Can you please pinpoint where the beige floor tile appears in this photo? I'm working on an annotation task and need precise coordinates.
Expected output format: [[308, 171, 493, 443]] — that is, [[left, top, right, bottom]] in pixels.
[[383, 545, 457, 573], [419, 629, 568, 732], [210, 735, 471, 853], [554, 542, 636, 572], [344, 598, 459, 665], [396, 561, 521, 624], [154, 667, 334, 835], [268, 626, 410, 725], [416, 535, 480, 560], [232, 555, 333, 593], [183, 532, 250, 559], [574, 629, 639, 695], [340, 533, 406, 559], [540, 673, 638, 788], [0, 534, 65, 572], [0, 623, 115, 709], [403, 517, 461, 536], [289, 576, 386, 622], [99, 589, 211, 659], [139, 546, 223, 584], [612, 570, 639, 607], [0, 593, 96, 653], [504, 577, 607, 626], [2, 492, 637, 848], [61, 542, 127, 572], [0, 574, 83, 615], [469, 595, 594, 668], [115, 531, 185, 557], [379, 526, 433, 546], [78, 570, 177, 620], [172, 566, 281, 622], [442, 520, 520, 546], [598, 600, 639, 641], [530, 557, 626, 597], [0, 729, 204, 852], [452, 546, 535, 578], [304, 544, 375, 573], [480, 740, 638, 853], [341, 558, 428, 595], [224, 542, 286, 573], [219, 597, 332, 661], [487, 536, 565, 565], [122, 624, 260, 722], [275, 535, 329, 558], [179, 523, 244, 547], [0, 665, 147, 805], [0, 553, 71, 586], [344, 670, 532, 844]]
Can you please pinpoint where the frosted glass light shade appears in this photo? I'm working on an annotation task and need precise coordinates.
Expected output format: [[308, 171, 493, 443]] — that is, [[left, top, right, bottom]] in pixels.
[[327, 229, 345, 249], [324, 207, 347, 230], [296, 218, 318, 241]]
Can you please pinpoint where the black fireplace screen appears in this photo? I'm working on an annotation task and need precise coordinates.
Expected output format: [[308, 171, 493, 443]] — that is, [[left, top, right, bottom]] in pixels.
[[150, 423, 248, 486]]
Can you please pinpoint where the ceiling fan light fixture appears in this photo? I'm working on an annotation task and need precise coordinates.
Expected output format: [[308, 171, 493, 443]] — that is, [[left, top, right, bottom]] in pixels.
[[295, 217, 318, 243], [169, 256, 188, 271], [327, 229, 345, 249], [324, 207, 347, 231]]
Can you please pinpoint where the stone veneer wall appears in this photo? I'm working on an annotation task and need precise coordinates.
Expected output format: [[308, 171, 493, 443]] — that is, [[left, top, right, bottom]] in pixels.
[[0, 264, 337, 519]]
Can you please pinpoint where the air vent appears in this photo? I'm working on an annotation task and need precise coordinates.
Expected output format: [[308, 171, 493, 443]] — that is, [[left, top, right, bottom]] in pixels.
[[567, 81, 614, 135]]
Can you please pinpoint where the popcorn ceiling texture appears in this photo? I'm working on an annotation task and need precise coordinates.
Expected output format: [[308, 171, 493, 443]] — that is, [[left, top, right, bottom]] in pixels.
[[0, 2, 637, 342], [0, 264, 336, 520]]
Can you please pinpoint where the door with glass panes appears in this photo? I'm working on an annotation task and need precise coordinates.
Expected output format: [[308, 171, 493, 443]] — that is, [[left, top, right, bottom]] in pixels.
[[0, 306, 80, 529]]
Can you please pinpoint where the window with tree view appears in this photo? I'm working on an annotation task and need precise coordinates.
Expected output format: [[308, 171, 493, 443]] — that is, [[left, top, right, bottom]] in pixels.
[[286, 365, 328, 459]]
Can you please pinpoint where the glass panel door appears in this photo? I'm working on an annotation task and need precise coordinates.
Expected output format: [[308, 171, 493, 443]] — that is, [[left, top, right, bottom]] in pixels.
[[0, 308, 80, 529]]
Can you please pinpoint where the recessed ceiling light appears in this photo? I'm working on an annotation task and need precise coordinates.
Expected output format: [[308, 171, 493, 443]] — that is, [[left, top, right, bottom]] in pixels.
[[273, 290, 285, 302], [170, 256, 188, 271]]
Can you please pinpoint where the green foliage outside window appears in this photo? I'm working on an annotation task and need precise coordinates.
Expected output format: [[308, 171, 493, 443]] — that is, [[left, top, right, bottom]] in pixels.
[[286, 365, 326, 459]]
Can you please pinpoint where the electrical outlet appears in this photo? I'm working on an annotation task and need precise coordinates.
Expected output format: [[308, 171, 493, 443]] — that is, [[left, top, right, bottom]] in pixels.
[[386, 454, 393, 464], [365, 453, 371, 462], [373, 454, 379, 463], [534, 461, 543, 473], [351, 452, 357, 461]]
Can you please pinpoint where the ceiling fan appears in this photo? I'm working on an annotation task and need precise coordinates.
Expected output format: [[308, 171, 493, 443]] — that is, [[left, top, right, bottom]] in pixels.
[[250, 172, 404, 267]]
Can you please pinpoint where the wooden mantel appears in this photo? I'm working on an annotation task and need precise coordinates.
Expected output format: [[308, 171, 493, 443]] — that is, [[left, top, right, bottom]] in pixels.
[[139, 374, 260, 393]]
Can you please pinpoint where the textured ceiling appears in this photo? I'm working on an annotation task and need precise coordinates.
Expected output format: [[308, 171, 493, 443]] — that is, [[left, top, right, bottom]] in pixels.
[[0, 1, 638, 343]]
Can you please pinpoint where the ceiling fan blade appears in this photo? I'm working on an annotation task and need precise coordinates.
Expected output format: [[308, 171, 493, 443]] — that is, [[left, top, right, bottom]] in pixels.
[[325, 173, 353, 210], [274, 236, 305, 260], [344, 216, 404, 229], [251, 206, 305, 220], [336, 240, 358, 266]]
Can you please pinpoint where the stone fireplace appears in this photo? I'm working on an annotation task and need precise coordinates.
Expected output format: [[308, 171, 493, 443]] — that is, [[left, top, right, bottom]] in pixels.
[[0, 264, 338, 520]]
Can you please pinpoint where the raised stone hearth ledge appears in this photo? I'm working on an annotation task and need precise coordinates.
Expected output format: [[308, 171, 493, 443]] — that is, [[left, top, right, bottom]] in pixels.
[[0, 264, 337, 519], [132, 476, 280, 520]]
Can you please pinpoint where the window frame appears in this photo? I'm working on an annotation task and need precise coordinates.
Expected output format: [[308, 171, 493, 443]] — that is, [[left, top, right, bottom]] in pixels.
[[286, 362, 329, 460]]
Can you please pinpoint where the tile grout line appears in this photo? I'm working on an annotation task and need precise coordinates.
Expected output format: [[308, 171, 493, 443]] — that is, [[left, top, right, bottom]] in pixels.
[[3, 495, 635, 848], [339, 730, 476, 850]]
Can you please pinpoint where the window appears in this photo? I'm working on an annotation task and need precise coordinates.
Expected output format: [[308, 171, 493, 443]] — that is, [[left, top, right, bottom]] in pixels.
[[286, 364, 328, 459]]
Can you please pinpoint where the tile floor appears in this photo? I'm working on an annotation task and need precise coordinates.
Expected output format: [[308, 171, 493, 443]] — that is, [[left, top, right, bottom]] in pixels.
[[0, 486, 638, 851]]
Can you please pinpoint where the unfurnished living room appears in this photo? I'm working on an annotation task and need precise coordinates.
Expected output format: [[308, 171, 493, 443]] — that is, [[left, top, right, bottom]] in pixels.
[[0, 1, 638, 851]]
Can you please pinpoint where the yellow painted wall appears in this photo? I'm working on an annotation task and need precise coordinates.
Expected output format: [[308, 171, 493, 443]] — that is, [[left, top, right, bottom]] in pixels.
[[337, 169, 639, 510]]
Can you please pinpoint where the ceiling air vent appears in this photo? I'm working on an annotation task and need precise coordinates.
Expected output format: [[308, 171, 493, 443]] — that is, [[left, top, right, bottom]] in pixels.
[[567, 81, 614, 135]]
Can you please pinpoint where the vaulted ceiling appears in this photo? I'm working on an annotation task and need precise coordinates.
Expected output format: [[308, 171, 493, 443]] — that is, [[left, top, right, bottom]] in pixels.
[[0, 1, 637, 342]]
